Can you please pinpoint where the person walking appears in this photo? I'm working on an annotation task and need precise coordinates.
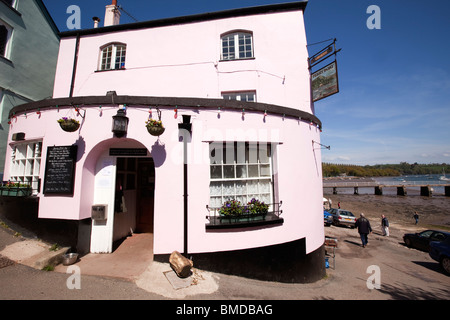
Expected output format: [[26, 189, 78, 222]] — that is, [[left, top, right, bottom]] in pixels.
[[381, 214, 389, 236], [355, 213, 372, 248], [414, 211, 419, 225]]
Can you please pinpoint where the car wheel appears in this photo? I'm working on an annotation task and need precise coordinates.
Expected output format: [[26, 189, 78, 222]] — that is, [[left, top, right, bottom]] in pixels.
[[404, 238, 412, 247], [441, 257, 450, 275]]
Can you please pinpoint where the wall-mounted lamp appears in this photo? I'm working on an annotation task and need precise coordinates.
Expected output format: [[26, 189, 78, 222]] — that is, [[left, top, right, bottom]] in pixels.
[[112, 108, 129, 138], [178, 114, 192, 134]]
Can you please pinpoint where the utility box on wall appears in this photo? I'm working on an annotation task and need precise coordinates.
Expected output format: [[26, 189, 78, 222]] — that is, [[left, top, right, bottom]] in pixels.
[[92, 204, 107, 220]]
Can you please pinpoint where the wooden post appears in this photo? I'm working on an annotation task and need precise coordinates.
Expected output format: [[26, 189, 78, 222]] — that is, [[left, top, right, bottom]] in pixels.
[[374, 186, 383, 195], [420, 186, 432, 197], [445, 186, 450, 197], [397, 186, 407, 196]]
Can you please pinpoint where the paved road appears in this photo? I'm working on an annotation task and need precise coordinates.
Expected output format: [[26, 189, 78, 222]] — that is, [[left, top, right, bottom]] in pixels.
[[1, 220, 449, 302]]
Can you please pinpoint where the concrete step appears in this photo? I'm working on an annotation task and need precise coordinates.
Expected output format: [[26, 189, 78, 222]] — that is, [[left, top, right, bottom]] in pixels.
[[23, 246, 70, 269], [0, 238, 69, 270]]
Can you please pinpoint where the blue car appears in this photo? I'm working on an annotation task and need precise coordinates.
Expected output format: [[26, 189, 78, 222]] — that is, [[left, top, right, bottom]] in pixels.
[[429, 237, 450, 275], [324, 210, 333, 226]]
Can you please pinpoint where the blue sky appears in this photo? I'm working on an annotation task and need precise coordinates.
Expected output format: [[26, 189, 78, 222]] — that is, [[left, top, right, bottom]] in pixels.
[[42, 0, 450, 165]]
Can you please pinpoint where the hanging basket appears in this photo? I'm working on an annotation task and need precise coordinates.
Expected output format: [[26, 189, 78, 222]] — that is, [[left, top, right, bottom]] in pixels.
[[59, 121, 80, 132], [146, 108, 165, 136], [147, 125, 165, 136]]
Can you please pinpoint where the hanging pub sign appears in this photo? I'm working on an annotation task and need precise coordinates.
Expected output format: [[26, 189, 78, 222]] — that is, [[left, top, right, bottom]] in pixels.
[[43, 145, 78, 195], [311, 61, 339, 102]]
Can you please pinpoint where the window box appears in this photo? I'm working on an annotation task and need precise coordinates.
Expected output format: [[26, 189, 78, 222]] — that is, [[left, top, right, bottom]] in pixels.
[[206, 202, 283, 230], [0, 185, 32, 197]]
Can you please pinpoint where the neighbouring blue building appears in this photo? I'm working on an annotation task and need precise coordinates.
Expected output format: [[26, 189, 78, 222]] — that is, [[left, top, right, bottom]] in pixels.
[[0, 0, 59, 175]]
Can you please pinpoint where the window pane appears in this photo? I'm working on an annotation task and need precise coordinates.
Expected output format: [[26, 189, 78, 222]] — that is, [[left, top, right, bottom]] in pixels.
[[210, 182, 222, 196], [223, 181, 235, 196], [221, 35, 235, 60], [210, 196, 222, 208], [210, 165, 222, 179], [210, 143, 223, 164], [248, 180, 258, 194], [248, 165, 259, 177], [260, 164, 271, 177], [238, 33, 253, 59], [236, 165, 247, 178], [235, 181, 246, 195], [259, 143, 271, 163], [223, 165, 235, 179], [115, 45, 126, 69]]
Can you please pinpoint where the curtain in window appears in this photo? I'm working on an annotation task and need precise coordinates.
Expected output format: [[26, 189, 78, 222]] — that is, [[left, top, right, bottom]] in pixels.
[[209, 142, 273, 209]]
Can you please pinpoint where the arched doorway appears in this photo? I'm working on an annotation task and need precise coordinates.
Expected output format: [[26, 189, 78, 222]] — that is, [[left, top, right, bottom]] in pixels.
[[84, 138, 155, 253]]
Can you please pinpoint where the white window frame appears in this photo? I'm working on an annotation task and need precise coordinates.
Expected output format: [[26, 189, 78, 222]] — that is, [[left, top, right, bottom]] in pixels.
[[222, 91, 256, 102], [9, 140, 43, 194], [0, 20, 13, 59], [98, 43, 126, 71], [209, 142, 274, 210], [221, 31, 254, 61]]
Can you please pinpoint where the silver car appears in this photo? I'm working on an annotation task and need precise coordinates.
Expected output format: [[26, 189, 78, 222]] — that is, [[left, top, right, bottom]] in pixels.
[[329, 208, 356, 228]]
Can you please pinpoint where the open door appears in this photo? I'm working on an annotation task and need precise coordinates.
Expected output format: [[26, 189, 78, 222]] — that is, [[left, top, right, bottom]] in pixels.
[[136, 158, 155, 233]]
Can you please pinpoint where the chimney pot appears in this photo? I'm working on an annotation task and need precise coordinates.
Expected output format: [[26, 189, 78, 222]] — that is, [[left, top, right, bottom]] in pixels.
[[92, 16, 101, 28], [104, 1, 121, 26]]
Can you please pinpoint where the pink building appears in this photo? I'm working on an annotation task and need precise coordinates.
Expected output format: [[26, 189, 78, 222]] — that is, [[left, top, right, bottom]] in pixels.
[[5, 1, 325, 282]]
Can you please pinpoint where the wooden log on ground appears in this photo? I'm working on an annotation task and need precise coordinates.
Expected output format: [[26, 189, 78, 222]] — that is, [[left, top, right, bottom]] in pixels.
[[169, 251, 193, 278]]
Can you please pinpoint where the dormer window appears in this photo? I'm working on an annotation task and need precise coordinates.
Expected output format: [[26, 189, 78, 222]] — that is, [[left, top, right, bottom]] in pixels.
[[99, 43, 126, 71], [221, 31, 254, 61]]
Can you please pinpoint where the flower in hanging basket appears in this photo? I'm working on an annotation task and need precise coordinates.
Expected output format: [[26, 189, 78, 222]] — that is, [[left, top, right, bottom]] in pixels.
[[57, 117, 80, 132], [145, 119, 165, 136]]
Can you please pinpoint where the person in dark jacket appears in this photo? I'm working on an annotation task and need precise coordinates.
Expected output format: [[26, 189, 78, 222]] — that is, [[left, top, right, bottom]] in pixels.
[[355, 213, 372, 248], [381, 214, 389, 236]]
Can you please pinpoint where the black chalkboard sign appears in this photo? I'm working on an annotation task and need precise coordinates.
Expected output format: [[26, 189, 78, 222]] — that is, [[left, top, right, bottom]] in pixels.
[[43, 145, 78, 195]]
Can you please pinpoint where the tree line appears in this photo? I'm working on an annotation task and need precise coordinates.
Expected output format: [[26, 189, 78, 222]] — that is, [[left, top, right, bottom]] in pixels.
[[322, 162, 450, 177]]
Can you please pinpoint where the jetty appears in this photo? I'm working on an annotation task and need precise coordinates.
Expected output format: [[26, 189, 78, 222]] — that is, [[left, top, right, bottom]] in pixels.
[[323, 181, 450, 197]]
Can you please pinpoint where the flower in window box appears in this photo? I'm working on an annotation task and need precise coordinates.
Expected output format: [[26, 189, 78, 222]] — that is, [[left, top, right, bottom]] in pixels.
[[145, 118, 165, 136], [219, 200, 244, 217], [247, 198, 269, 215], [57, 117, 80, 132]]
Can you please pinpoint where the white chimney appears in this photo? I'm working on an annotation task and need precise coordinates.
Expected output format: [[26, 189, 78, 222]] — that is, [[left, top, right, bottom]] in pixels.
[[92, 17, 101, 28], [104, 0, 121, 27]]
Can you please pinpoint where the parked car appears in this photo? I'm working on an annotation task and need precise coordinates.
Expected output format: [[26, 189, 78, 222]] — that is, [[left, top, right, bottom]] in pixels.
[[328, 208, 356, 228], [403, 230, 450, 252], [324, 210, 333, 226], [429, 237, 450, 275]]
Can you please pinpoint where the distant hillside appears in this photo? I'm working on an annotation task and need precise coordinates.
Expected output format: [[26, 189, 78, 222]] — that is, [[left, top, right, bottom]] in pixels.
[[322, 162, 450, 177]]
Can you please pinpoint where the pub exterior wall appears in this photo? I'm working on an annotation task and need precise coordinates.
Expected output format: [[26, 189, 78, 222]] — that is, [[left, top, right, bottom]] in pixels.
[[5, 3, 324, 256]]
